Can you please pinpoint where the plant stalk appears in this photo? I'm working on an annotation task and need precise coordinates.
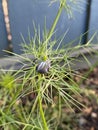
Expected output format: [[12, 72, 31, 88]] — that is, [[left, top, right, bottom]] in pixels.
[[47, 0, 66, 41], [38, 74, 49, 130], [36, 1, 66, 129], [38, 97, 49, 130]]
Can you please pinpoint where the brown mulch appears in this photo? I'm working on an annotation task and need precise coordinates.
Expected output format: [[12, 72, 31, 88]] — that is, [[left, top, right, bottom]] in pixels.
[[65, 66, 98, 130]]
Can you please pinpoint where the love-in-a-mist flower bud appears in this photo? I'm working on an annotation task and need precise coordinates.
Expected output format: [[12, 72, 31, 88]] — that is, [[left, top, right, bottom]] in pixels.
[[36, 60, 51, 74]]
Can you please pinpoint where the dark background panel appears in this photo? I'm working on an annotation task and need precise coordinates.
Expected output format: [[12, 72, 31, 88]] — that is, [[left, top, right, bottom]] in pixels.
[[88, 0, 98, 43], [0, 0, 8, 57], [8, 0, 87, 54]]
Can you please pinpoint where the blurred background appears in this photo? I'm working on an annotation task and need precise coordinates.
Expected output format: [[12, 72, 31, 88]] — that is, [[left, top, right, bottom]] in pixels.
[[0, 0, 98, 56]]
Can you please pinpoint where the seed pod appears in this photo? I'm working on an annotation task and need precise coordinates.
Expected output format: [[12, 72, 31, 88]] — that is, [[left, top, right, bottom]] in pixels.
[[36, 60, 50, 74]]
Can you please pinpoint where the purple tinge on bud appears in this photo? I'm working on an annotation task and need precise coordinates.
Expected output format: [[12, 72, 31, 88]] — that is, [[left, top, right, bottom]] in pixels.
[[36, 60, 51, 74]]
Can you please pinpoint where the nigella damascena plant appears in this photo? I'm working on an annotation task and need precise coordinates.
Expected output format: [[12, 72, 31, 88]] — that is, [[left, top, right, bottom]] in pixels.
[[36, 60, 51, 74]]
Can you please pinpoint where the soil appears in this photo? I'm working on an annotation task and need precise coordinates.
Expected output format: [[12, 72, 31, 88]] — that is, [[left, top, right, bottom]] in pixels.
[[60, 67, 98, 130]]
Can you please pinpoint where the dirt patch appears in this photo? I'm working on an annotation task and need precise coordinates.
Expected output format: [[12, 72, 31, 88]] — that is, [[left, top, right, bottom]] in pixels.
[[62, 66, 98, 130]]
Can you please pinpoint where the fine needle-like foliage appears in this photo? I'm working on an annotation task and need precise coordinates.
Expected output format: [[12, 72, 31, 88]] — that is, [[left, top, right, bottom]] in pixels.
[[0, 0, 93, 130], [0, 27, 89, 130]]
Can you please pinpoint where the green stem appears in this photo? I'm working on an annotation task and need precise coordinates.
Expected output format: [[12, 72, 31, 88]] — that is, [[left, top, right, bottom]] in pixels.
[[47, 0, 65, 41], [58, 93, 61, 120], [38, 74, 49, 130], [38, 97, 48, 130], [55, 94, 62, 130]]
